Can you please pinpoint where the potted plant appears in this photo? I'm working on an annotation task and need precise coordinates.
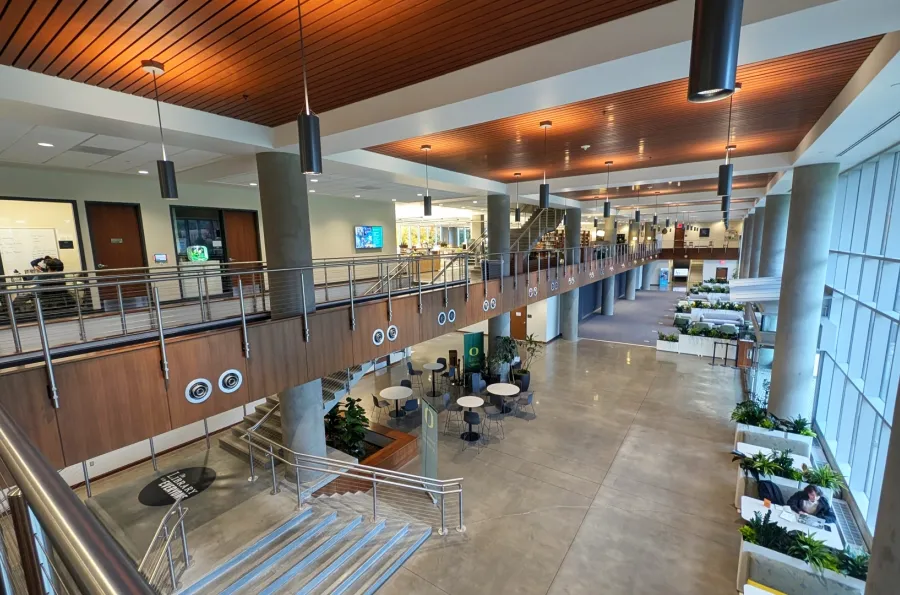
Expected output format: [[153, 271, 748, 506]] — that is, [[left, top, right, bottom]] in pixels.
[[490, 335, 519, 383], [514, 333, 542, 390], [731, 395, 815, 457], [324, 397, 370, 460]]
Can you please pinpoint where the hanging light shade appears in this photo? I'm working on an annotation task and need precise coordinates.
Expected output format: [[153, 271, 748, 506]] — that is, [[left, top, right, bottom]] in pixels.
[[514, 172, 521, 222], [295, 1, 322, 174], [142, 59, 177, 200], [603, 161, 613, 218], [421, 144, 432, 217], [666, 218, 671, 228], [539, 120, 552, 209], [603, 200, 611, 219], [721, 194, 731, 213], [594, 217, 599, 228], [634, 209, 641, 223], [717, 163, 733, 195], [687, 0, 743, 103], [653, 213, 658, 225]]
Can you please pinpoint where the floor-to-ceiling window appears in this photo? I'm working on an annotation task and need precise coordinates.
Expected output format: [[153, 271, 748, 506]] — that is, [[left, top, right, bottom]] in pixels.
[[816, 148, 900, 535]]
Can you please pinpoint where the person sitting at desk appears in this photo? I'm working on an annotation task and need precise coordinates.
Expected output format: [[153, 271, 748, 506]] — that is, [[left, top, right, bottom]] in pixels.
[[786, 485, 836, 523]]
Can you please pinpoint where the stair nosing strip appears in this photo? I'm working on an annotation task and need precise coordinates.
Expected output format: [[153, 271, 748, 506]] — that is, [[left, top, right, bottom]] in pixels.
[[295, 520, 388, 595], [329, 524, 410, 595], [360, 527, 432, 595]]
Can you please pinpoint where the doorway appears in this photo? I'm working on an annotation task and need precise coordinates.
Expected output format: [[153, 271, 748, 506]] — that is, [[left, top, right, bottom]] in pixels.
[[222, 210, 262, 294], [85, 202, 147, 302], [674, 224, 685, 250], [511, 306, 527, 340], [715, 267, 729, 282]]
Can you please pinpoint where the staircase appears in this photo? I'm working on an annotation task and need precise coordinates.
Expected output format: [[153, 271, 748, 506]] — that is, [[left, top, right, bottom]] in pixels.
[[219, 363, 373, 463], [510, 207, 563, 252], [177, 492, 431, 595]]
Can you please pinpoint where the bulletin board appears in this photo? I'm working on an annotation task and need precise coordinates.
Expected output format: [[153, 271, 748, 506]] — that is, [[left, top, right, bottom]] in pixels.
[[0, 228, 60, 275]]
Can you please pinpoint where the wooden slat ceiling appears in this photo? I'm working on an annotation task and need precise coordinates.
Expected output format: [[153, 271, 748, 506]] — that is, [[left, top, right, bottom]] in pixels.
[[557, 173, 774, 202], [370, 37, 882, 182], [0, 0, 674, 127]]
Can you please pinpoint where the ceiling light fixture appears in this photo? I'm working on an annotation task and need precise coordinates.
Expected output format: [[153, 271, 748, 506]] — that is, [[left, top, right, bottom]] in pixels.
[[602, 161, 613, 219], [665, 205, 671, 228], [250, 182, 258, 186], [421, 144, 432, 216], [514, 172, 522, 222], [354, 194, 361, 198], [37, 142, 54, 147], [295, 0, 322, 174], [141, 59, 177, 200], [653, 191, 660, 226], [718, 82, 741, 198], [539, 120, 552, 209], [310, 178, 318, 182], [634, 185, 641, 223], [310, 189, 316, 192], [687, 0, 743, 103], [392, 199, 397, 202], [138, 170, 149, 175]]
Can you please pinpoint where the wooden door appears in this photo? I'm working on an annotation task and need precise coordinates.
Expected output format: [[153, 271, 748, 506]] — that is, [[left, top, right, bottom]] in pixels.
[[85, 203, 146, 302], [674, 224, 685, 250], [715, 267, 728, 282], [223, 210, 261, 292], [510, 306, 527, 340]]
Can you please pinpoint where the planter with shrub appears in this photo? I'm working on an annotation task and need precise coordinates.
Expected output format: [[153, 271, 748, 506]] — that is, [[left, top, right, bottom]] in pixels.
[[732, 399, 816, 457], [513, 333, 542, 390], [734, 449, 842, 509], [678, 331, 738, 358], [736, 511, 867, 594]]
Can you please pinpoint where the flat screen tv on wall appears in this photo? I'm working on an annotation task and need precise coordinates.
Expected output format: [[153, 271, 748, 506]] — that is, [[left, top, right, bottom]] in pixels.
[[699, 228, 711, 238], [355, 225, 384, 249]]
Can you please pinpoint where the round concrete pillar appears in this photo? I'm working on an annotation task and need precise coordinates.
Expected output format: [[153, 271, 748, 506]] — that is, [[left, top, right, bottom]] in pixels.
[[758, 194, 791, 278], [740, 214, 755, 278], [749, 207, 766, 278], [625, 269, 637, 300], [601, 276, 615, 316]]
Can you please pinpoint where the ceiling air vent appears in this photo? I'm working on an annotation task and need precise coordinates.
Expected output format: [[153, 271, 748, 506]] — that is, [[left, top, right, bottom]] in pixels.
[[836, 109, 900, 157], [69, 145, 123, 157]]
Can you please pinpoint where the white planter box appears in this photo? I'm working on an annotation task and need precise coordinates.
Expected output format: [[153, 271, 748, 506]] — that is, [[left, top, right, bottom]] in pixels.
[[690, 308, 744, 323], [655, 339, 680, 352], [678, 335, 737, 358], [734, 423, 813, 458], [734, 469, 834, 509], [737, 541, 864, 594]]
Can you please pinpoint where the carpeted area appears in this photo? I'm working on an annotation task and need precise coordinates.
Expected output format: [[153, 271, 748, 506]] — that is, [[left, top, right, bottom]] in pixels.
[[578, 287, 684, 346]]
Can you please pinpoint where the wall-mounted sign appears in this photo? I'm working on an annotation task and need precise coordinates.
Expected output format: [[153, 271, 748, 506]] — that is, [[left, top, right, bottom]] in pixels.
[[154, 253, 168, 264], [138, 467, 216, 507], [187, 245, 209, 262], [437, 311, 447, 326], [482, 299, 490, 312], [58, 240, 74, 249], [489, 298, 497, 310]]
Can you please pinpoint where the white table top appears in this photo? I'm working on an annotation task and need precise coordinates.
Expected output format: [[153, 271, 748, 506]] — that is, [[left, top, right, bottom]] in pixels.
[[457, 396, 484, 408], [487, 383, 520, 396], [737, 442, 811, 471], [423, 362, 445, 371], [380, 386, 413, 401], [740, 496, 843, 550]]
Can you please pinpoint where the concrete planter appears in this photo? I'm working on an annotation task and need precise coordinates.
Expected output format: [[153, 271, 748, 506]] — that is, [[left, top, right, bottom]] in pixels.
[[736, 541, 864, 594], [678, 335, 737, 358], [735, 423, 813, 458], [690, 308, 743, 323], [655, 339, 679, 353], [735, 469, 834, 509]]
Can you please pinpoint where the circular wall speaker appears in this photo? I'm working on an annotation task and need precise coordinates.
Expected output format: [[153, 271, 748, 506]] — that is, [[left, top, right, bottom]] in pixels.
[[447, 309, 456, 323], [482, 300, 490, 312], [490, 298, 497, 310], [184, 378, 212, 404], [218, 369, 243, 394], [662, 228, 668, 234], [437, 311, 447, 326], [387, 325, 399, 341], [372, 328, 385, 345]]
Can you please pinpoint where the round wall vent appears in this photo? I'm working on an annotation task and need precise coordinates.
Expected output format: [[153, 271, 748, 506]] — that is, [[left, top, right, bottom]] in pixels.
[[387, 325, 399, 341], [372, 328, 385, 345], [437, 311, 447, 326], [447, 309, 456, 323], [185, 378, 212, 404], [218, 369, 243, 394]]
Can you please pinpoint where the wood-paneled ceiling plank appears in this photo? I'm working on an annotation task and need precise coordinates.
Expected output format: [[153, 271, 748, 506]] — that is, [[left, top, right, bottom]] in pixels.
[[557, 174, 774, 202], [368, 37, 881, 182], [0, 0, 674, 126]]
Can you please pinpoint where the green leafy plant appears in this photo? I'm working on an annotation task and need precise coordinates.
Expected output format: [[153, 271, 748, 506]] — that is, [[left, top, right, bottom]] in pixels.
[[742, 511, 791, 553], [741, 452, 783, 479], [731, 399, 768, 426], [739, 525, 758, 543], [783, 416, 816, 437], [788, 533, 839, 573], [803, 464, 846, 490], [515, 333, 543, 374], [324, 397, 371, 459], [675, 304, 688, 313], [759, 417, 777, 430], [657, 332, 679, 342], [769, 450, 803, 481], [837, 547, 869, 580]]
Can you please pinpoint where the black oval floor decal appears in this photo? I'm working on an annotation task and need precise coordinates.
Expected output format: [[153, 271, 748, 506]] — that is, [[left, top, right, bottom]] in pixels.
[[138, 467, 216, 507]]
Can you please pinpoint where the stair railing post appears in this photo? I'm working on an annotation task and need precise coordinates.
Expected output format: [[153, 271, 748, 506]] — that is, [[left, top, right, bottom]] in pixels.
[[372, 474, 378, 521], [34, 295, 60, 409], [457, 490, 465, 532], [465, 253, 469, 301], [248, 440, 257, 482], [176, 499, 190, 567], [387, 264, 393, 321], [76, 283, 88, 340], [269, 445, 278, 495], [300, 272, 310, 342], [295, 455, 302, 510], [5, 294, 22, 352], [417, 260, 423, 313], [116, 284, 128, 335], [439, 493, 446, 536], [164, 525, 176, 589], [238, 277, 250, 358], [348, 264, 356, 330], [153, 287, 170, 390]]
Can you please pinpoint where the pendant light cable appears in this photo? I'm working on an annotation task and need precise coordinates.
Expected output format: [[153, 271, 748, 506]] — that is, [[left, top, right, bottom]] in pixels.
[[297, 0, 310, 116], [543, 126, 548, 184], [725, 93, 734, 165], [151, 72, 166, 160]]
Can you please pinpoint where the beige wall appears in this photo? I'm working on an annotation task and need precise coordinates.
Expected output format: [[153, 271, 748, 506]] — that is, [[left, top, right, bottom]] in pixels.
[[0, 198, 83, 274], [661, 219, 744, 248], [0, 164, 396, 269]]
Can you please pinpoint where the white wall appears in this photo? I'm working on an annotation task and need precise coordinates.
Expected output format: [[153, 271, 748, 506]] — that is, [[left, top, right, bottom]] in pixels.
[[0, 198, 83, 274], [702, 259, 738, 281], [661, 220, 743, 248], [527, 295, 560, 342], [309, 194, 396, 259]]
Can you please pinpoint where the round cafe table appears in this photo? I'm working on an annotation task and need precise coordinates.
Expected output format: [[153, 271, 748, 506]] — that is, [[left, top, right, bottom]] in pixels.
[[380, 386, 413, 418], [487, 382, 520, 414], [423, 362, 445, 398], [457, 395, 484, 442]]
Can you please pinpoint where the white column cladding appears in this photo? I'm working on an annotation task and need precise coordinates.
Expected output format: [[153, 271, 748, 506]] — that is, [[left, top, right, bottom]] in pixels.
[[625, 269, 637, 300], [487, 194, 511, 355], [740, 213, 755, 278], [560, 207, 581, 341], [758, 194, 791, 278], [601, 276, 615, 315], [768, 164, 840, 420], [749, 206, 766, 278], [641, 263, 652, 290]]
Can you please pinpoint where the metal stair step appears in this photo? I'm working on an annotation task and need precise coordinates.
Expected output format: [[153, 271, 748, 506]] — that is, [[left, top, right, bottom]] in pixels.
[[308, 523, 411, 595], [346, 525, 432, 595], [286, 521, 388, 594], [218, 433, 278, 467]]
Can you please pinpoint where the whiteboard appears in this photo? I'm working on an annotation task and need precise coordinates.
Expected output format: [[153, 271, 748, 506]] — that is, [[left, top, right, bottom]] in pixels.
[[0, 228, 60, 276]]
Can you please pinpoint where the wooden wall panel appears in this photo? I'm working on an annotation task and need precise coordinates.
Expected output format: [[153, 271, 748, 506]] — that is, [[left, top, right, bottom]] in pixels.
[[0, 366, 66, 470], [244, 316, 309, 400], [389, 294, 422, 353], [352, 300, 393, 364], [466, 283, 489, 325], [165, 330, 250, 428], [444, 286, 470, 333], [306, 308, 356, 379], [419, 291, 444, 344], [54, 346, 171, 465]]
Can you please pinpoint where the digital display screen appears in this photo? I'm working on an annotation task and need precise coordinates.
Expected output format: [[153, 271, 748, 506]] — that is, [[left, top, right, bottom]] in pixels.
[[355, 226, 384, 249], [673, 268, 689, 277]]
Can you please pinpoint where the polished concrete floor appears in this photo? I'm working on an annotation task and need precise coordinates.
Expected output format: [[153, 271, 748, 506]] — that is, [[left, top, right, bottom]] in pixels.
[[578, 287, 684, 346]]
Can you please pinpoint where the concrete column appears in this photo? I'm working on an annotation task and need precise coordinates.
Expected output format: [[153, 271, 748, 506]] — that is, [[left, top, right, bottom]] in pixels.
[[635, 265, 643, 290], [867, 383, 900, 594], [758, 194, 791, 278], [740, 214, 755, 278], [256, 152, 324, 479], [601, 276, 615, 316], [488, 194, 511, 355], [560, 207, 582, 341], [749, 207, 766, 278], [625, 269, 637, 300], [641, 263, 652, 290], [768, 164, 840, 420]]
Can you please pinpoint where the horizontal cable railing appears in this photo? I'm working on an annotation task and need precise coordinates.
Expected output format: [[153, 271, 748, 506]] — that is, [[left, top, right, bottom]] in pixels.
[[0, 243, 660, 370]]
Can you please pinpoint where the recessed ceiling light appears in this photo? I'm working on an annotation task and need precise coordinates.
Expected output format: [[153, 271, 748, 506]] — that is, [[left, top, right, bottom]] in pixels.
[[38, 142, 54, 147], [354, 194, 360, 198], [310, 189, 316, 193], [417, 193, 423, 196], [438, 203, 443, 206], [310, 178, 318, 182], [392, 199, 397, 202], [137, 170, 149, 174], [473, 200, 478, 203], [249, 182, 258, 186]]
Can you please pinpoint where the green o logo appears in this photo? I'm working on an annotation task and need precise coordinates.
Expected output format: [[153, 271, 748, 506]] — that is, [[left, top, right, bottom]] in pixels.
[[468, 347, 480, 357]]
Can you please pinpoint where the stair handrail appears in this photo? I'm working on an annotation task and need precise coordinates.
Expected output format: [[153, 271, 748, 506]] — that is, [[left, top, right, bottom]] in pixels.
[[362, 259, 410, 296], [137, 497, 190, 589]]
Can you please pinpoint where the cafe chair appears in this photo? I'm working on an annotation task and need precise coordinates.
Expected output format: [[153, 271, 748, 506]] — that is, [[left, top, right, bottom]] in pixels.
[[515, 392, 536, 419], [436, 357, 447, 370], [442, 393, 463, 435], [462, 410, 483, 452], [406, 361, 425, 394], [371, 394, 391, 424], [441, 365, 457, 392], [470, 372, 487, 395], [403, 398, 419, 414], [482, 404, 506, 441]]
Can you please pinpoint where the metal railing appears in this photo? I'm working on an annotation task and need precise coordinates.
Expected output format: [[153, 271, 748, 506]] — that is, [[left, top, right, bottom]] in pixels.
[[137, 497, 190, 591], [0, 402, 155, 594], [242, 409, 466, 535]]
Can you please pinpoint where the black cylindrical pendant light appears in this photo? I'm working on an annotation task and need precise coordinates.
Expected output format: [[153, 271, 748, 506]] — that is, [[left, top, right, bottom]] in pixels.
[[421, 144, 432, 217], [603, 201, 611, 218], [142, 59, 178, 200], [666, 218, 671, 228], [539, 120, 552, 209], [295, 0, 322, 174], [603, 161, 613, 218], [594, 217, 599, 228], [653, 214, 658, 225], [424, 195, 432, 217], [514, 172, 521, 222], [717, 163, 733, 196], [634, 209, 641, 223], [688, 0, 743, 103], [721, 194, 731, 213]]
